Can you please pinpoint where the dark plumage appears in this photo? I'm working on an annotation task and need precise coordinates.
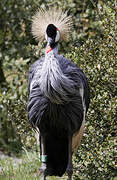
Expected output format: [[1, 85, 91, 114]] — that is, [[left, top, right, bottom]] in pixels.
[[46, 24, 57, 38], [28, 55, 90, 177]]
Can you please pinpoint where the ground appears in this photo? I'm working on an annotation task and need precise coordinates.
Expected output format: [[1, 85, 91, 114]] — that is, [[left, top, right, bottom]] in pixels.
[[0, 151, 67, 180]]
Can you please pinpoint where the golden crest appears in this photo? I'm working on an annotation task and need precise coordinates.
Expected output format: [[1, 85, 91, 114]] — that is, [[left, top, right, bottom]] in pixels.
[[32, 6, 73, 42]]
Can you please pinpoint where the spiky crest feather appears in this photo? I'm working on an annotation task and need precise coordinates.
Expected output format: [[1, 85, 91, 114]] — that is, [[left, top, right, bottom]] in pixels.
[[32, 7, 73, 42]]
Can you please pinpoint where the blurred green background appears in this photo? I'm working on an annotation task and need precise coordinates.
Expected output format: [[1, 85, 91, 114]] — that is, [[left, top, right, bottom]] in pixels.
[[0, 0, 116, 179]]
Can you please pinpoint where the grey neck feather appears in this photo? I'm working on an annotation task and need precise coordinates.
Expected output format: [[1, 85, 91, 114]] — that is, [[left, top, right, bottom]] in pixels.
[[38, 43, 78, 104]]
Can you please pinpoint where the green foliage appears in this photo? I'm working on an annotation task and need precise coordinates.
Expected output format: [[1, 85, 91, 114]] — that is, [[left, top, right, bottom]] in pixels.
[[66, 2, 117, 178], [68, 35, 117, 178], [0, 0, 117, 179]]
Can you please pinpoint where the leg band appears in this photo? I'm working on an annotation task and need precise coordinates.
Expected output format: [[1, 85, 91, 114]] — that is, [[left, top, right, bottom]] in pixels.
[[41, 155, 47, 163]]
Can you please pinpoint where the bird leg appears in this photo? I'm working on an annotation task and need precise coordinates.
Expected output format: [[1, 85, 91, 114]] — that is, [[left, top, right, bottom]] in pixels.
[[40, 135, 47, 180], [66, 135, 73, 180]]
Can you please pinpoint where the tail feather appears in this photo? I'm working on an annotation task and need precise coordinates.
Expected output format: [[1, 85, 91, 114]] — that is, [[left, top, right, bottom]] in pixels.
[[45, 133, 68, 176]]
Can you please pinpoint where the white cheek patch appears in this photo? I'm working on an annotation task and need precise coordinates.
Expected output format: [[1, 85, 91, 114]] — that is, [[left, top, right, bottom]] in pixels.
[[45, 33, 47, 41], [55, 30, 60, 42]]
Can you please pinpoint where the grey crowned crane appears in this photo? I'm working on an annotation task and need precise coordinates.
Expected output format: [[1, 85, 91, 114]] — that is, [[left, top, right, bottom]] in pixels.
[[27, 7, 90, 180]]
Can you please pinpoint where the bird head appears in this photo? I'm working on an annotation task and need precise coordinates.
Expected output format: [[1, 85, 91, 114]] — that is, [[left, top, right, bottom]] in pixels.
[[31, 7, 73, 43], [45, 24, 60, 48]]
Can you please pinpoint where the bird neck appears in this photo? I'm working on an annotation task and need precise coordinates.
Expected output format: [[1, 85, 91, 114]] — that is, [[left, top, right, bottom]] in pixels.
[[45, 43, 58, 55], [39, 42, 77, 104]]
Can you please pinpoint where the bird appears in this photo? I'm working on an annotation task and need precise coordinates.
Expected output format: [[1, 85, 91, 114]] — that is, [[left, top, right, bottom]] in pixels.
[[27, 6, 90, 180]]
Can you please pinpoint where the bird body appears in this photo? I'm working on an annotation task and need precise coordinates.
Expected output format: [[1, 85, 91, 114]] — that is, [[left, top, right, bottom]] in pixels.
[[28, 7, 90, 180]]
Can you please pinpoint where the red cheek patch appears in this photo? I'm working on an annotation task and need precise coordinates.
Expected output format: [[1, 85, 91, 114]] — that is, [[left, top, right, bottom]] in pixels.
[[46, 46, 52, 53]]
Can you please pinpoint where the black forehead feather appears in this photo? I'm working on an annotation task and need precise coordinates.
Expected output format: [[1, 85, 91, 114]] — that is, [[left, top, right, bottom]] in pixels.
[[46, 24, 57, 37]]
